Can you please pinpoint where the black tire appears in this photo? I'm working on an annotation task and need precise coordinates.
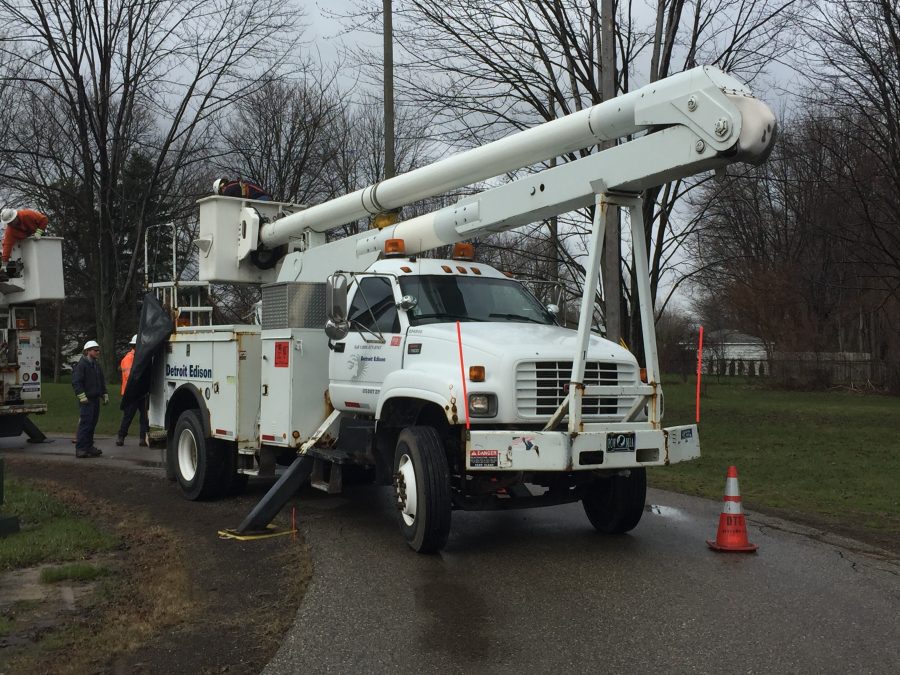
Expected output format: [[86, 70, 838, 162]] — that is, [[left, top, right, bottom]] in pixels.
[[173, 410, 225, 500], [393, 426, 452, 553], [582, 468, 647, 534]]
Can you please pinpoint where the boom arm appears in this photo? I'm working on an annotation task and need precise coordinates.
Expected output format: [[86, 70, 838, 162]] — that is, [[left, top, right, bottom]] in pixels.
[[259, 65, 774, 250]]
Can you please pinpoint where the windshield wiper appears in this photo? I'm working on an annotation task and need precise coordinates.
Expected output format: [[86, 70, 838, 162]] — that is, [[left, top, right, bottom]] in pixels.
[[488, 313, 548, 324]]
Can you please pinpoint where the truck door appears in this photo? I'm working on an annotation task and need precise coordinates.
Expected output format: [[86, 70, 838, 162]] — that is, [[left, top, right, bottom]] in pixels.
[[329, 276, 405, 413]]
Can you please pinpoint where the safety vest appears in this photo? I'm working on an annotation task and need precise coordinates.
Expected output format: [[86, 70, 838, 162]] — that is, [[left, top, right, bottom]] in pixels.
[[120, 349, 135, 395]]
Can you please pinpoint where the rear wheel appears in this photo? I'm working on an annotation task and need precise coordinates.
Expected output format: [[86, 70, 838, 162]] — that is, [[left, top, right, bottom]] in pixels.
[[173, 410, 224, 500], [582, 468, 647, 534], [393, 426, 451, 553]]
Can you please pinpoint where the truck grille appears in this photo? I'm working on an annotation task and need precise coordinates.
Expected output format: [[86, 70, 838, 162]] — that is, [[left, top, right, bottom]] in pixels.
[[515, 361, 636, 419]]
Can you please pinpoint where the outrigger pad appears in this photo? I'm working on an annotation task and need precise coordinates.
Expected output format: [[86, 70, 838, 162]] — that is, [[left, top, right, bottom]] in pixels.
[[235, 455, 314, 535], [122, 292, 174, 409]]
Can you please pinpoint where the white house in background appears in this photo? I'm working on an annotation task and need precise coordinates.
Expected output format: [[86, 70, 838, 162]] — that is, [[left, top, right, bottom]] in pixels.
[[703, 329, 769, 376]]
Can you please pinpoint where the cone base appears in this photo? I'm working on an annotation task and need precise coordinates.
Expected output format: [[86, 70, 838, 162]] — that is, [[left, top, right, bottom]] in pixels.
[[707, 539, 758, 552]]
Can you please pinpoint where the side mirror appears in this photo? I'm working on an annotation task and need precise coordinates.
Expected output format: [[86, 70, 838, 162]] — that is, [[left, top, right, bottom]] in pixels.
[[546, 303, 560, 316], [326, 273, 349, 323], [325, 319, 350, 341], [398, 294, 418, 311]]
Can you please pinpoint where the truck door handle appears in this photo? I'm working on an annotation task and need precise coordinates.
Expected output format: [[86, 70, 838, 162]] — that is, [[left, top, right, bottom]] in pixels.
[[329, 341, 345, 353], [262, 384, 268, 396]]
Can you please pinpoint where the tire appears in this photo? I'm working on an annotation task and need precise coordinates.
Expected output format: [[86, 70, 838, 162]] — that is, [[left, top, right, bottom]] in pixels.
[[393, 426, 452, 553], [582, 468, 647, 534], [173, 410, 225, 500]]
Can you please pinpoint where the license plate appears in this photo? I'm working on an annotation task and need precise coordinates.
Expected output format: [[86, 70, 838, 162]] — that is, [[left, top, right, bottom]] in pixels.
[[606, 432, 636, 453]]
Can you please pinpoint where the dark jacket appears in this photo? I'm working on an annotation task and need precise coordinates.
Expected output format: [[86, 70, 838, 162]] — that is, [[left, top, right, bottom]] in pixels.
[[72, 356, 108, 398]]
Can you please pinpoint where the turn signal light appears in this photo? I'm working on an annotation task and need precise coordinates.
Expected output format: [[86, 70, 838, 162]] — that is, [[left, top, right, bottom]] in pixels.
[[384, 238, 406, 256], [640, 368, 648, 383], [469, 366, 485, 382]]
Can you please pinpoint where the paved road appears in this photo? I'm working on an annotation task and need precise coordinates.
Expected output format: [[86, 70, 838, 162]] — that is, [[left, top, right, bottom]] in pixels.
[[266, 485, 900, 674], [6, 435, 899, 673]]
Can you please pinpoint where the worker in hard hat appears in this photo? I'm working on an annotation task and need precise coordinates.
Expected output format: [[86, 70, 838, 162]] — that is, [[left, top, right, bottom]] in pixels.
[[116, 334, 149, 447], [0, 208, 48, 281], [71, 340, 109, 459], [213, 177, 271, 201]]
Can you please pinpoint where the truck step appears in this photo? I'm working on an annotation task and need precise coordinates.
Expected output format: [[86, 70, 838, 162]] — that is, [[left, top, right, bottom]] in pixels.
[[310, 458, 342, 494]]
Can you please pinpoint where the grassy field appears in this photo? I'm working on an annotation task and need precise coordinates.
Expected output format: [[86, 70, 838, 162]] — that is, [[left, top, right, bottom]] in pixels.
[[651, 378, 900, 535], [32, 381, 125, 436], [0, 478, 119, 571]]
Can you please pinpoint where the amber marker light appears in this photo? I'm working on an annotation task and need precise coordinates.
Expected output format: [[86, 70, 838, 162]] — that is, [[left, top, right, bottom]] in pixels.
[[469, 365, 485, 382], [640, 367, 648, 383]]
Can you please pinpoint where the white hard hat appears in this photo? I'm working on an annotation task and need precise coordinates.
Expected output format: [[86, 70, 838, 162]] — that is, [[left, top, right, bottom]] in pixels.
[[0, 208, 16, 225], [130, 334, 137, 345], [213, 178, 226, 194], [83, 340, 100, 351]]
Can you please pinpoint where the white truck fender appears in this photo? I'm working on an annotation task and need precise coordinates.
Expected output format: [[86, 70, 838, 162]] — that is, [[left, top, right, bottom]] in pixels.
[[376, 370, 462, 425]]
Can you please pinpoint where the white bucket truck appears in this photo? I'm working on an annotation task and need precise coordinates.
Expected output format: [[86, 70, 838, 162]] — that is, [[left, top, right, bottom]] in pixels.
[[150, 66, 776, 551], [0, 237, 65, 440]]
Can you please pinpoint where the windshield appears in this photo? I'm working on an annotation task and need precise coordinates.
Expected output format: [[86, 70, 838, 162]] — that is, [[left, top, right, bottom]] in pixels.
[[399, 275, 555, 326]]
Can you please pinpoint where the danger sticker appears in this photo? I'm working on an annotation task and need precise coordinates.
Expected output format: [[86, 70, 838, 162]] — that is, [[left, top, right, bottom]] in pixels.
[[390, 335, 401, 346], [274, 341, 290, 367], [470, 449, 499, 467]]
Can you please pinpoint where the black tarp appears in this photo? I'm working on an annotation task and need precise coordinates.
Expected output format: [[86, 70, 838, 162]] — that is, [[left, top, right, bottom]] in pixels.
[[121, 292, 175, 409]]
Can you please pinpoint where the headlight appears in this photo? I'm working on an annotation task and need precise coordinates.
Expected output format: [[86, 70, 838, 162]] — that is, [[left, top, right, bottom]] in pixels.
[[468, 393, 497, 418]]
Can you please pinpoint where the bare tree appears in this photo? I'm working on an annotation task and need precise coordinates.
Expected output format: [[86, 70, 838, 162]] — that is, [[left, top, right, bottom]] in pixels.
[[334, 0, 802, 357], [0, 0, 305, 377]]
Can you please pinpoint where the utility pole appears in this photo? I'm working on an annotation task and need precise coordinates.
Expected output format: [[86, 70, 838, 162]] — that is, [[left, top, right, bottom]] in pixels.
[[383, 0, 396, 180], [599, 0, 620, 342]]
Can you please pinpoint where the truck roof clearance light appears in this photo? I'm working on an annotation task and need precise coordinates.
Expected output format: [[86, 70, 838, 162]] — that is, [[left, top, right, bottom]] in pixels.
[[456, 266, 468, 274], [452, 242, 475, 260], [471, 267, 482, 275], [384, 238, 406, 257], [469, 366, 485, 382], [441, 265, 452, 273], [400, 266, 412, 273], [502, 270, 515, 278]]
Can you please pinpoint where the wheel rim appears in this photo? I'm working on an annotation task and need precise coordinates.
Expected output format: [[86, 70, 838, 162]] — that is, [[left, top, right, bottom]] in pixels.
[[396, 453, 418, 527], [177, 427, 198, 481]]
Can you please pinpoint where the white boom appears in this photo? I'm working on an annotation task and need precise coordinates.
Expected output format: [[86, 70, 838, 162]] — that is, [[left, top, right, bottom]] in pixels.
[[258, 65, 775, 250]]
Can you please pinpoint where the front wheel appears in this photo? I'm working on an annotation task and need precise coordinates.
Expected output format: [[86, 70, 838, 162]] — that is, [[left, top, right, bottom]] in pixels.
[[582, 468, 647, 534], [393, 426, 451, 553], [173, 410, 224, 500]]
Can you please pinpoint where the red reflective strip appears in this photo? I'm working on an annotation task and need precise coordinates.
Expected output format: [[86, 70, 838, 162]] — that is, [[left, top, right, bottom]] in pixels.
[[345, 401, 361, 408], [262, 434, 276, 441], [723, 495, 741, 501], [215, 429, 231, 436]]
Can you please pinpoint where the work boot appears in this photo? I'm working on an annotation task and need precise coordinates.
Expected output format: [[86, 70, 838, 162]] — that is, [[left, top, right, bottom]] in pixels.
[[76, 449, 94, 458], [88, 446, 103, 457], [115, 437, 124, 446]]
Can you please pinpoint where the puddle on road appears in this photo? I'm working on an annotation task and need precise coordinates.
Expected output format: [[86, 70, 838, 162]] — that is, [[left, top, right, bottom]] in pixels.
[[646, 504, 690, 521]]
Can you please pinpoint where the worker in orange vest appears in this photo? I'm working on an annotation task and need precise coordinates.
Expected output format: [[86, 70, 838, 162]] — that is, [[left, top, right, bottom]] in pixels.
[[116, 334, 149, 446], [0, 208, 48, 281]]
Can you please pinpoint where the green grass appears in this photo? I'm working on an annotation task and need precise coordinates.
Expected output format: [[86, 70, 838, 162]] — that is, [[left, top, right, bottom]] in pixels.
[[651, 379, 900, 534], [0, 479, 119, 571], [30, 382, 124, 436], [40, 563, 110, 583]]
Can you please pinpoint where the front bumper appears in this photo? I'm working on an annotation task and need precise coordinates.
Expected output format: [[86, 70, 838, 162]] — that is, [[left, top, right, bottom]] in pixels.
[[465, 424, 699, 471]]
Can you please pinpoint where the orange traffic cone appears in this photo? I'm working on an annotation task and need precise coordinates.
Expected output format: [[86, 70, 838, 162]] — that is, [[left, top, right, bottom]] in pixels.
[[707, 465, 758, 552]]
